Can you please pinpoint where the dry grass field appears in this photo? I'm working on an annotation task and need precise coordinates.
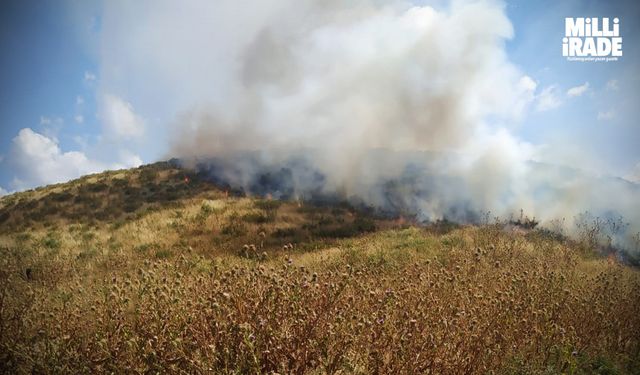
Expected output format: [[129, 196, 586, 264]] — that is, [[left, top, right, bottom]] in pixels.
[[1, 162, 639, 374]]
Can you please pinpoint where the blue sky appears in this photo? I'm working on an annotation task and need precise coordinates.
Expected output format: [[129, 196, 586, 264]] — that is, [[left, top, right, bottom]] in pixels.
[[0, 0, 639, 195], [505, 0, 640, 174], [0, 1, 105, 192]]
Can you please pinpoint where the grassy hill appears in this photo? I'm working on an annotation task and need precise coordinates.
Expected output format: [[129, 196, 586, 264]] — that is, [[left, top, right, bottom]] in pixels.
[[1, 162, 639, 374]]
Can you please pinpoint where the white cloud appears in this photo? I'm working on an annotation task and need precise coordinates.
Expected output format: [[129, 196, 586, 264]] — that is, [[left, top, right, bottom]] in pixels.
[[535, 85, 562, 112], [566, 82, 589, 97], [626, 162, 640, 183], [75, 115, 84, 124], [116, 150, 143, 169], [73, 135, 89, 149], [76, 95, 85, 105], [606, 79, 619, 91], [5, 128, 142, 191], [84, 71, 97, 82], [597, 109, 616, 121], [519, 75, 537, 93], [8, 128, 105, 190], [39, 116, 63, 125], [100, 94, 145, 139], [0, 186, 8, 197], [507, 75, 537, 120]]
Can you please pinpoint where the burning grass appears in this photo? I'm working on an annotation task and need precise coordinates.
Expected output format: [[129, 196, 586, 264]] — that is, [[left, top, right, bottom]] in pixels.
[[0, 163, 639, 373]]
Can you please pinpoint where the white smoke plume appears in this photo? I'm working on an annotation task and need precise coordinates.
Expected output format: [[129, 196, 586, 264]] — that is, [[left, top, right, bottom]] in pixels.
[[166, 0, 534, 205], [101, 0, 640, 254]]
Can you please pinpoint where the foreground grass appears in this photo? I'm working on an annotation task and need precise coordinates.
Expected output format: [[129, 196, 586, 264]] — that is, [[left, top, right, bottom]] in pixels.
[[1, 163, 639, 373], [2, 225, 639, 374]]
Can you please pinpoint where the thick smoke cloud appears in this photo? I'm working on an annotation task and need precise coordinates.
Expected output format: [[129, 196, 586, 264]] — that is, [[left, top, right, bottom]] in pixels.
[[101, 0, 639, 253], [168, 0, 534, 205]]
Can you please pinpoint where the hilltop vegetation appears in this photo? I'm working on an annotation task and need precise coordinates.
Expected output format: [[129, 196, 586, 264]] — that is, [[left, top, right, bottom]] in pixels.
[[1, 162, 639, 374], [0, 162, 207, 232]]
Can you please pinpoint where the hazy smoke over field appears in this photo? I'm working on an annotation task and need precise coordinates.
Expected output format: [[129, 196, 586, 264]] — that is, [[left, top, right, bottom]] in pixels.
[[139, 0, 640, 251]]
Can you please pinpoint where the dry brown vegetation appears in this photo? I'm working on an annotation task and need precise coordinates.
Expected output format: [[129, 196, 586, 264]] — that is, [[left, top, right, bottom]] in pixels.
[[0, 163, 639, 374]]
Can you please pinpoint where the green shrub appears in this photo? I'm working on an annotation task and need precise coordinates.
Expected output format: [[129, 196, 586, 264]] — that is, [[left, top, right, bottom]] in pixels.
[[139, 168, 158, 183], [135, 243, 156, 253], [49, 191, 73, 202], [272, 227, 299, 238], [312, 216, 376, 238], [242, 212, 271, 224], [88, 182, 109, 193], [41, 232, 61, 250], [0, 210, 10, 224], [155, 248, 173, 259], [254, 199, 281, 220], [221, 214, 247, 236]]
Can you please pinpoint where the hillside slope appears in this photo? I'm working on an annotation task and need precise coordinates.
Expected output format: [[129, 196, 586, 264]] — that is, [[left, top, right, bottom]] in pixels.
[[1, 162, 639, 374]]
